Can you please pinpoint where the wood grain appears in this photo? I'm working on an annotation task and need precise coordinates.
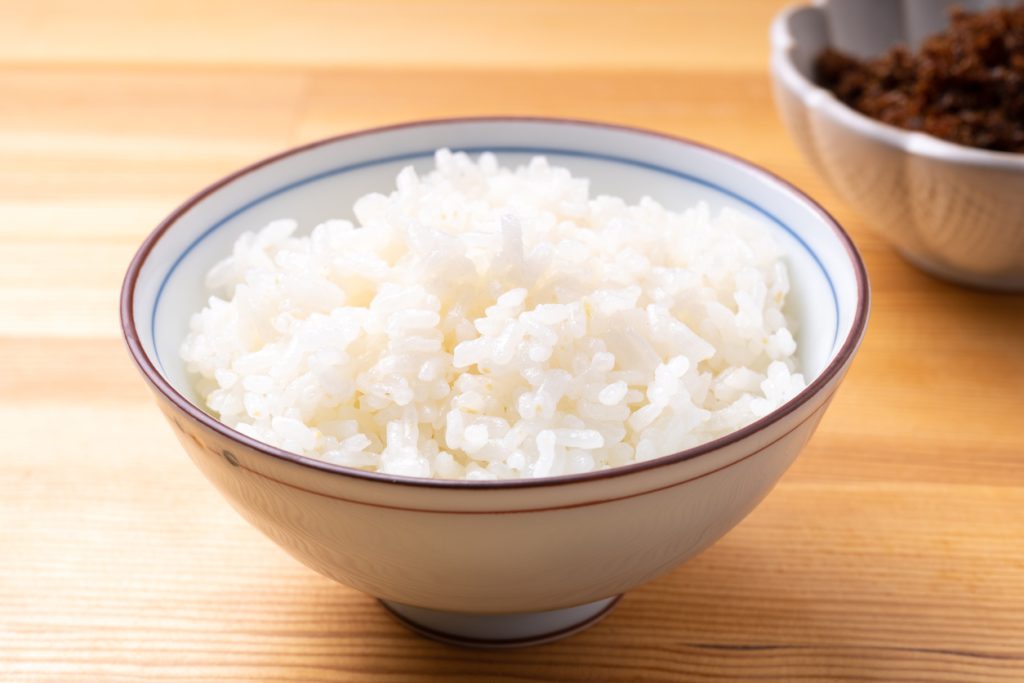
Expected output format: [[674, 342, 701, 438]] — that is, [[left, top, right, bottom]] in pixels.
[[1, 1, 1022, 681]]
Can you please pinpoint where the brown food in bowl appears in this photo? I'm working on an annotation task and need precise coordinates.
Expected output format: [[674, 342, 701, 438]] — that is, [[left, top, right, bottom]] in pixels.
[[815, 4, 1024, 153]]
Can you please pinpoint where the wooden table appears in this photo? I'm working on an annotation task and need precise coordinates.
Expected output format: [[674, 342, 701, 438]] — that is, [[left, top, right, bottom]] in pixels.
[[2, 2, 1022, 680]]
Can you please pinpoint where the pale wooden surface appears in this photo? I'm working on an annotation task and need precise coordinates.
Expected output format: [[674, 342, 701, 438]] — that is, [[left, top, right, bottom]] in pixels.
[[2, 1, 1023, 680]]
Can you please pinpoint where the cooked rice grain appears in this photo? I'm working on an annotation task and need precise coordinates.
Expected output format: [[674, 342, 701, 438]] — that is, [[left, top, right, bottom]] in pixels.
[[182, 150, 805, 480]]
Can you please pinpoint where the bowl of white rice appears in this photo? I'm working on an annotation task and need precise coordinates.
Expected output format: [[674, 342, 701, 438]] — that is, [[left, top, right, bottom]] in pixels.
[[121, 117, 869, 647]]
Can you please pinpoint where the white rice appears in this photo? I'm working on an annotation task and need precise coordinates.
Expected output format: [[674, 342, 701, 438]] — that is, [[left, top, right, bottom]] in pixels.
[[181, 150, 805, 480]]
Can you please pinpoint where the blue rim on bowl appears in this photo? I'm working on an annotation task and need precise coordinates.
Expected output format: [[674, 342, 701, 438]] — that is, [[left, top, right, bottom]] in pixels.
[[120, 116, 870, 490]]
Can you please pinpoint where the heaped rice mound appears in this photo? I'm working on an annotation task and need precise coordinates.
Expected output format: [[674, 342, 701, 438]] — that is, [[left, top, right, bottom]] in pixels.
[[182, 150, 805, 480]]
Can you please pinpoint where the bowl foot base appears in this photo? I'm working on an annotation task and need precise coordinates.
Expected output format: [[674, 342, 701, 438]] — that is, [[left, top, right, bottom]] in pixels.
[[378, 594, 622, 648], [897, 248, 1024, 291]]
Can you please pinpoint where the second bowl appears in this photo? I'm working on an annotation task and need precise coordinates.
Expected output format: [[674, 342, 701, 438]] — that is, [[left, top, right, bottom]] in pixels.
[[772, 0, 1024, 290]]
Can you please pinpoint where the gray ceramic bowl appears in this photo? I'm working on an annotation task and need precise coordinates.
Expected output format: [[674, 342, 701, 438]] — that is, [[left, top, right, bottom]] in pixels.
[[772, 0, 1024, 290]]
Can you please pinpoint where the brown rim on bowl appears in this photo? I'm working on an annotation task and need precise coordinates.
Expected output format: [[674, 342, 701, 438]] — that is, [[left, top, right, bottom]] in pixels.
[[121, 116, 870, 490]]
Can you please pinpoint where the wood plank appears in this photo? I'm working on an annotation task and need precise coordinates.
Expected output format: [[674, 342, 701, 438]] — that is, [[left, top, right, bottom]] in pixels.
[[0, 0, 788, 71]]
